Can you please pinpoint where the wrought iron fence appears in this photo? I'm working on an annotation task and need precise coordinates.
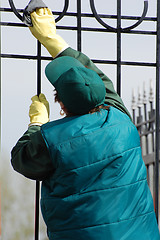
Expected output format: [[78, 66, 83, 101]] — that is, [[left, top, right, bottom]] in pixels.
[[0, 0, 160, 238], [131, 80, 158, 201]]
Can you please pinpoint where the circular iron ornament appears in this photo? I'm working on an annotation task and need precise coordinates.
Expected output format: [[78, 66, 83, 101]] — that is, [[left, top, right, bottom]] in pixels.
[[8, 0, 23, 21], [123, 0, 148, 31], [55, 0, 69, 23], [90, 0, 116, 31], [8, 0, 69, 23], [89, 0, 148, 32]]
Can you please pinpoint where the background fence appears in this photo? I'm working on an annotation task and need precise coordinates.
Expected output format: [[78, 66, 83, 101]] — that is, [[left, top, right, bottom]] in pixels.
[[132, 80, 159, 204]]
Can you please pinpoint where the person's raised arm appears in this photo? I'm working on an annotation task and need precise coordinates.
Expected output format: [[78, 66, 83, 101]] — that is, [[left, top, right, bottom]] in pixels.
[[28, 7, 131, 119]]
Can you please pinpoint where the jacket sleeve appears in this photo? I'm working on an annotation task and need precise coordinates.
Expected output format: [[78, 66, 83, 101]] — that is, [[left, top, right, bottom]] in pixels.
[[11, 125, 54, 180], [58, 47, 131, 119]]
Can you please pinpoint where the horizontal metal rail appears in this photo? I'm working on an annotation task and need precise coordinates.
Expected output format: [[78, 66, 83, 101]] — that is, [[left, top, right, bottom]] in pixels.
[[0, 8, 157, 21], [0, 53, 157, 67], [0, 23, 157, 37]]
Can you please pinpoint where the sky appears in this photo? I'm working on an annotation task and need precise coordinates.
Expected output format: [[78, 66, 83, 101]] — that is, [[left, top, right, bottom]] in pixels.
[[0, 0, 159, 238]]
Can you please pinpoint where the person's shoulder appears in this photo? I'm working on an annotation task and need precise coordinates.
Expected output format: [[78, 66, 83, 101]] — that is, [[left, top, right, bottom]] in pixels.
[[106, 106, 132, 125]]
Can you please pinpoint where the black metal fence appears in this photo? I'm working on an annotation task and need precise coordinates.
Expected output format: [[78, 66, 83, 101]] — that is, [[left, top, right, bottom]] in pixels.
[[1, 0, 160, 237]]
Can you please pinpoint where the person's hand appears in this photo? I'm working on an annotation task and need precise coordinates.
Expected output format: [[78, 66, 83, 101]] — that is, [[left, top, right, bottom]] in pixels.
[[29, 8, 68, 58], [29, 93, 50, 126]]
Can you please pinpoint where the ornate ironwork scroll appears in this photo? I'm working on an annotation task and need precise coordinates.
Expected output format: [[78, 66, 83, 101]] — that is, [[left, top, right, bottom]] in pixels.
[[90, 0, 148, 95], [8, 0, 69, 23], [90, 0, 148, 32]]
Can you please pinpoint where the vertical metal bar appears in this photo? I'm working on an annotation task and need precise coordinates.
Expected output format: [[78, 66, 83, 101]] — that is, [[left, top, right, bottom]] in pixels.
[[147, 164, 149, 185], [131, 89, 136, 125], [138, 106, 143, 149], [0, 6, 2, 239], [117, 0, 121, 96], [149, 101, 155, 152], [155, 0, 160, 223], [37, 41, 41, 95], [144, 103, 149, 154], [143, 82, 148, 154], [132, 109, 136, 124], [35, 40, 41, 240], [0, 0, 1, 155], [35, 181, 40, 240], [77, 0, 82, 52]]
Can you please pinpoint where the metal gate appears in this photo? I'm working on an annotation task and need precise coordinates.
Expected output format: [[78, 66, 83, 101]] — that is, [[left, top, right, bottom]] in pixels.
[[0, 0, 160, 238]]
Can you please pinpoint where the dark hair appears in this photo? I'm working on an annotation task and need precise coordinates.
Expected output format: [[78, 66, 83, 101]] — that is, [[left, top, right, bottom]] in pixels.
[[54, 90, 61, 103], [89, 105, 109, 114], [54, 90, 109, 116]]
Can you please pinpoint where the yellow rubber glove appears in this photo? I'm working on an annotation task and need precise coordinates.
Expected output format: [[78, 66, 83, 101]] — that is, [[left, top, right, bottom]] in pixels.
[[29, 8, 68, 58], [29, 93, 50, 126]]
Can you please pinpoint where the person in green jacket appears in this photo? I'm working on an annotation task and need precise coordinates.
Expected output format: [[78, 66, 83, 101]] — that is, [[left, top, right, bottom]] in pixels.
[[11, 5, 160, 240]]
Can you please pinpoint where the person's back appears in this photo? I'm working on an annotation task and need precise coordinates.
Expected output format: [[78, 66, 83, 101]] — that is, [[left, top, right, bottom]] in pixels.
[[41, 107, 159, 240]]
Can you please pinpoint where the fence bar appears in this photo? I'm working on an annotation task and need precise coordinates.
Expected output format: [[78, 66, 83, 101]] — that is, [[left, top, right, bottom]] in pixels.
[[37, 41, 41, 96], [117, 0, 121, 96], [34, 41, 41, 240], [0, 1, 1, 155], [0, 7, 158, 22], [0, 3, 1, 239], [155, 0, 160, 223], [35, 181, 40, 240], [77, 0, 82, 52], [0, 53, 157, 67], [0, 21, 157, 36]]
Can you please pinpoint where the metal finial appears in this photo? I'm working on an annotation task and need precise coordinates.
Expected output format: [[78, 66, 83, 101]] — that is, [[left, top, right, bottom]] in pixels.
[[131, 89, 137, 110], [143, 82, 147, 104], [137, 87, 143, 108], [149, 79, 154, 102]]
